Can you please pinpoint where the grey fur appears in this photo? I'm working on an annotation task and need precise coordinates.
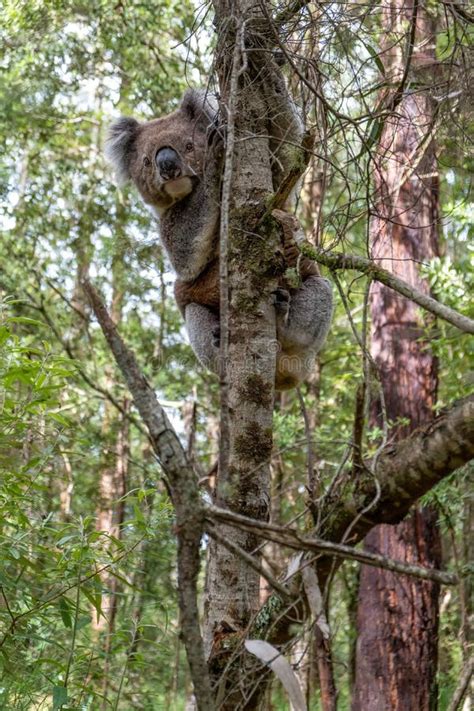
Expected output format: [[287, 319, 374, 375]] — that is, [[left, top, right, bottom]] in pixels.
[[181, 88, 219, 128], [278, 277, 333, 354], [186, 278, 333, 384], [104, 88, 333, 389], [185, 303, 220, 372], [104, 116, 140, 185], [158, 150, 221, 281]]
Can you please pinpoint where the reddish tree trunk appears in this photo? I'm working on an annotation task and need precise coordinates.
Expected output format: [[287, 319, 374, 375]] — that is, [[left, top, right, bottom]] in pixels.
[[353, 2, 441, 709]]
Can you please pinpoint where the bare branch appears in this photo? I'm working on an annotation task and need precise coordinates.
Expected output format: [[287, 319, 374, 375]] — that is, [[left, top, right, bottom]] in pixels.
[[81, 278, 214, 710], [206, 506, 458, 586], [308, 248, 474, 334], [206, 522, 292, 599], [447, 655, 474, 711]]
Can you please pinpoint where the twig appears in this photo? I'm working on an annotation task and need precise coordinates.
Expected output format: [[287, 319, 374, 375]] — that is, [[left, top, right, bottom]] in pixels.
[[273, 0, 310, 30], [206, 522, 292, 599], [385, 0, 419, 113], [307, 248, 474, 334], [205, 505, 459, 585], [447, 656, 474, 711]]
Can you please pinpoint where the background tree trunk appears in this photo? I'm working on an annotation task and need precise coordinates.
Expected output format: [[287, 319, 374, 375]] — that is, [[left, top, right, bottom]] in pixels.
[[353, 2, 442, 709]]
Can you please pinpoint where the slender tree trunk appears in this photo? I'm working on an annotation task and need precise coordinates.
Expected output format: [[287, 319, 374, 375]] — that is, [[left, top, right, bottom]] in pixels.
[[353, 3, 441, 709], [460, 467, 474, 708], [205, 3, 308, 706], [94, 218, 130, 634]]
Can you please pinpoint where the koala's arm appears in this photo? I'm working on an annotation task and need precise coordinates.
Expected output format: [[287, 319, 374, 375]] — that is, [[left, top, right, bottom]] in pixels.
[[185, 303, 220, 373]]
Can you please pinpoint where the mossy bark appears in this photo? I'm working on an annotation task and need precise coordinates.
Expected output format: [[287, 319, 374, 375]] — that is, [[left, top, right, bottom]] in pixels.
[[204, 1, 305, 706]]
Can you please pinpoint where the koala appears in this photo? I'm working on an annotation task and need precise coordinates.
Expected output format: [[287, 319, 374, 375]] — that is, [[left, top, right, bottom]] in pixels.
[[105, 88, 333, 390]]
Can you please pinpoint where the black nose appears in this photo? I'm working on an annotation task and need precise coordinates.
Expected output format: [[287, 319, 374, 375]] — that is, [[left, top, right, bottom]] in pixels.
[[156, 147, 181, 180]]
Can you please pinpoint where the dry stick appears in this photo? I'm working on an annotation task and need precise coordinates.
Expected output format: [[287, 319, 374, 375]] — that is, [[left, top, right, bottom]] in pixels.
[[205, 505, 458, 586], [447, 656, 474, 711], [386, 0, 419, 114], [306, 248, 474, 334], [273, 0, 310, 28], [81, 279, 214, 711]]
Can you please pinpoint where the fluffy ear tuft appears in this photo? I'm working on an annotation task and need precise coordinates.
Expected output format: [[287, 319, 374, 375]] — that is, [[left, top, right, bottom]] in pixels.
[[180, 89, 219, 130], [104, 117, 139, 185]]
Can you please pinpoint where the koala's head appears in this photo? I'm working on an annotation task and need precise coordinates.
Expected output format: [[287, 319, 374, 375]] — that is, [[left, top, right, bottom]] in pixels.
[[105, 89, 219, 214]]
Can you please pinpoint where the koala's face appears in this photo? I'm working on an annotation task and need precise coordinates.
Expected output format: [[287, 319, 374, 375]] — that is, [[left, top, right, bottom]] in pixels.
[[106, 90, 218, 214]]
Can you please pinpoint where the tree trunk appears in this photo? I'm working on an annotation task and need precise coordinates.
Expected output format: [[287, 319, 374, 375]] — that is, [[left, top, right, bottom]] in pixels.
[[205, 2, 308, 706], [353, 2, 441, 709]]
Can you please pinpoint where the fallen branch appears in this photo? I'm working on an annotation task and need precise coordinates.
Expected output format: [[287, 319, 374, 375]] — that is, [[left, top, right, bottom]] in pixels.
[[306, 247, 474, 335]]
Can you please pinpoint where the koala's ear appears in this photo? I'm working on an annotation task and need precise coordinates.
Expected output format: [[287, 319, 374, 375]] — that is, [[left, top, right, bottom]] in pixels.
[[105, 117, 139, 185], [180, 89, 219, 132]]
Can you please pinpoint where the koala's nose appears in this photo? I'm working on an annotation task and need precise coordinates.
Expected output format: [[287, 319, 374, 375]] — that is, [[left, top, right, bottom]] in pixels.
[[156, 147, 182, 180]]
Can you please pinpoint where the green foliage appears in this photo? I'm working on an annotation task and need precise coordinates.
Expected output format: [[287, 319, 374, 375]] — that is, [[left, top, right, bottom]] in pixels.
[[0, 305, 184, 709], [0, 0, 210, 706]]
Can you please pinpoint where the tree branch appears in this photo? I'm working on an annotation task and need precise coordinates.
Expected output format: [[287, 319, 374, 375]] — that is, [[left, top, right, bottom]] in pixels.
[[307, 247, 474, 334], [319, 395, 474, 550], [447, 655, 474, 711], [81, 278, 214, 711], [205, 522, 293, 598], [226, 395, 474, 647], [205, 505, 458, 586]]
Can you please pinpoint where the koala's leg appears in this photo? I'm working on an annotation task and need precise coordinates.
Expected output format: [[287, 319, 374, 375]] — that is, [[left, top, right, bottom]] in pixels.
[[278, 276, 333, 355], [275, 276, 333, 389], [185, 303, 220, 374]]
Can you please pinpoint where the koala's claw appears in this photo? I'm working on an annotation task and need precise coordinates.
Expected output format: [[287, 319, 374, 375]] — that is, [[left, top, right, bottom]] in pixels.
[[273, 288, 290, 316], [212, 324, 220, 348]]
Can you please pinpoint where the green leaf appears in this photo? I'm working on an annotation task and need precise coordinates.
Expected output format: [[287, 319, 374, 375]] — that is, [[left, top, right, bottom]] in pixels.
[[360, 40, 385, 76], [75, 615, 91, 631], [82, 584, 103, 623], [58, 597, 72, 629], [9, 316, 46, 327], [52, 685, 68, 710]]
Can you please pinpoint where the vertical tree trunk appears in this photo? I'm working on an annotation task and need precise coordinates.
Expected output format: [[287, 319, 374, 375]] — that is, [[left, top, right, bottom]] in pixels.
[[460, 468, 474, 707], [353, 2, 441, 709], [94, 216, 130, 636], [205, 3, 305, 707]]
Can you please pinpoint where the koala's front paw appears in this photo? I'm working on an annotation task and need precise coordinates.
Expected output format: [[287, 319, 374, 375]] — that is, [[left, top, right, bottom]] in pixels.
[[273, 287, 290, 316], [212, 324, 220, 348]]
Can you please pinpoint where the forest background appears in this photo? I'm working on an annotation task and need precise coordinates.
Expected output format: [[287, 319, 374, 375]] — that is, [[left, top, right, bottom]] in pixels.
[[0, 0, 473, 709]]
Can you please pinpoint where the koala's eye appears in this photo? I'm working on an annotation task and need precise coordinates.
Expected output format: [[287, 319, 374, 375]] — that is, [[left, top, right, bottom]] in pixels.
[[143, 156, 151, 167], [185, 142, 193, 152]]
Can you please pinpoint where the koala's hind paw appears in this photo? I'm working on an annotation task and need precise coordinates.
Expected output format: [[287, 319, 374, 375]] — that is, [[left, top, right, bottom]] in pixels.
[[272, 287, 290, 316]]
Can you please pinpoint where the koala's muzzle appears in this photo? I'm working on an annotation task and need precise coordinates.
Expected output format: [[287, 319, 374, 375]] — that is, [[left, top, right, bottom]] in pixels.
[[156, 147, 182, 180]]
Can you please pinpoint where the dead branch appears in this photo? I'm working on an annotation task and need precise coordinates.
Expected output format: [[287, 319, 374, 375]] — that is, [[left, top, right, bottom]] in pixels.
[[206, 522, 292, 599], [206, 505, 458, 586], [81, 278, 213, 710], [308, 247, 474, 334], [447, 655, 474, 711]]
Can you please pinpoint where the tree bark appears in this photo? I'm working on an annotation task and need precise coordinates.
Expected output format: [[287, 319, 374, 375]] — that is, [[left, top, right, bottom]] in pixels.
[[353, 3, 442, 709], [204, 3, 305, 706]]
